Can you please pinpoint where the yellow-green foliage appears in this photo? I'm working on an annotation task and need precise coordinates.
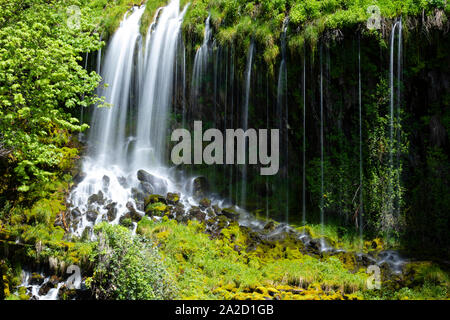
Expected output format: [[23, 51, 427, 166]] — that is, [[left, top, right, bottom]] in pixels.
[[140, 0, 168, 35], [137, 218, 369, 299], [87, 0, 145, 37], [181, 0, 447, 65]]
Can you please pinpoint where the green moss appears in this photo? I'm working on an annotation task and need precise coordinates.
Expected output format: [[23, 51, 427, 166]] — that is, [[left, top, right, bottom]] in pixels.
[[87, 0, 145, 38], [145, 202, 168, 216], [140, 0, 167, 35], [135, 219, 370, 299], [181, 0, 445, 62]]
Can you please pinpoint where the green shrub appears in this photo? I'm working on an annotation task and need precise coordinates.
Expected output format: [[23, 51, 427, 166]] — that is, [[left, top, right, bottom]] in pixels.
[[88, 223, 176, 300]]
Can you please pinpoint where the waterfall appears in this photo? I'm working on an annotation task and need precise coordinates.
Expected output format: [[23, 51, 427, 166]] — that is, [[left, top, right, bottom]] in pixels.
[[69, 1, 190, 237], [266, 75, 270, 220], [388, 18, 402, 235], [240, 40, 254, 208], [80, 52, 89, 126], [134, 0, 188, 168], [229, 46, 235, 202], [358, 36, 364, 246], [69, 7, 145, 236], [302, 53, 306, 225], [143, 6, 164, 73], [182, 41, 187, 129], [87, 7, 144, 167], [277, 18, 289, 223], [396, 18, 402, 219], [96, 40, 102, 75], [320, 44, 325, 248], [191, 15, 212, 110]]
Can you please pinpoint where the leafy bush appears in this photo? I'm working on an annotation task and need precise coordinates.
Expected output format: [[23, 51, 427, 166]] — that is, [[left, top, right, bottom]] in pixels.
[[0, 0, 103, 193], [88, 223, 176, 300]]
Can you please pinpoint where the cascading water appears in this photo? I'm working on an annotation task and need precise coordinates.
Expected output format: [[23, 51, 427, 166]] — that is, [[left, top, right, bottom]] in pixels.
[[302, 54, 306, 225], [240, 41, 254, 208], [182, 41, 187, 129], [191, 15, 212, 109], [395, 19, 402, 219], [358, 36, 364, 247], [277, 18, 289, 223], [265, 75, 270, 220], [135, 0, 188, 168], [69, 7, 145, 237], [69, 1, 190, 237], [319, 44, 325, 249], [387, 18, 402, 237], [229, 46, 235, 202], [14, 2, 417, 301], [143, 6, 164, 72], [89, 7, 144, 166]]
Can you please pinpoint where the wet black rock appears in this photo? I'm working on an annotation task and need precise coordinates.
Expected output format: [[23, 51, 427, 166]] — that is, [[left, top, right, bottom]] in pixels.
[[139, 182, 154, 195], [188, 207, 206, 222], [192, 176, 209, 199], [38, 280, 56, 296], [206, 208, 216, 218], [137, 170, 168, 194], [104, 202, 117, 222], [30, 273, 44, 286], [126, 202, 143, 222], [306, 239, 322, 255], [263, 221, 276, 232], [356, 252, 377, 267], [71, 208, 81, 218], [119, 204, 143, 224], [73, 172, 86, 185], [86, 210, 98, 223], [131, 188, 145, 211], [199, 198, 211, 209], [221, 207, 239, 221], [118, 176, 129, 188], [88, 191, 105, 206], [102, 175, 110, 190], [212, 205, 222, 215], [172, 202, 185, 217], [144, 194, 167, 207]]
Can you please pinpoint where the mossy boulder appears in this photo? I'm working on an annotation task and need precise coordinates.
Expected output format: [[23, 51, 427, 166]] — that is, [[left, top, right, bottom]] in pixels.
[[263, 221, 276, 232], [365, 238, 384, 251], [144, 194, 167, 208], [220, 207, 239, 221], [87, 191, 105, 206], [125, 202, 142, 221], [145, 202, 168, 217], [199, 198, 211, 209], [335, 251, 358, 272], [104, 202, 118, 222], [86, 210, 98, 223], [188, 207, 206, 222], [30, 273, 44, 286], [119, 217, 133, 229], [166, 192, 180, 205]]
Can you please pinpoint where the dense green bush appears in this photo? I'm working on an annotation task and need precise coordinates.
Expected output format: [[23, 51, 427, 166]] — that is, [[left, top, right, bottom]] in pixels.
[[0, 0, 104, 194], [88, 223, 176, 300]]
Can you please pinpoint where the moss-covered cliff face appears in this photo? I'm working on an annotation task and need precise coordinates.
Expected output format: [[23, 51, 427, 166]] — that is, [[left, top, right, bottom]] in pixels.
[[169, 0, 450, 259]]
